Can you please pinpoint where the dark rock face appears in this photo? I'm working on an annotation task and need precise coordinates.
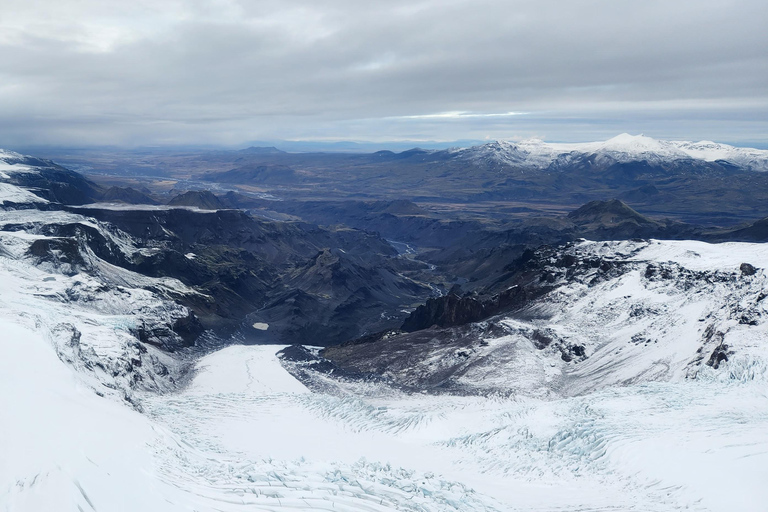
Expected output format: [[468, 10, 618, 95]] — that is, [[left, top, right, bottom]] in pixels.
[[707, 343, 733, 369], [401, 285, 533, 332], [27, 238, 86, 270], [401, 293, 485, 332], [8, 164, 102, 205], [51, 202, 434, 345], [740, 263, 757, 276]]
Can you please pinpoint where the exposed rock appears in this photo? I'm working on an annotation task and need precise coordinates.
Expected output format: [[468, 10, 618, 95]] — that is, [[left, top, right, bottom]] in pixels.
[[706, 343, 733, 369], [740, 262, 757, 276]]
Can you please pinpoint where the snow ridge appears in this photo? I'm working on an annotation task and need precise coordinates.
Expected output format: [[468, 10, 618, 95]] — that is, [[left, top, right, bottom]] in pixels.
[[453, 134, 768, 171]]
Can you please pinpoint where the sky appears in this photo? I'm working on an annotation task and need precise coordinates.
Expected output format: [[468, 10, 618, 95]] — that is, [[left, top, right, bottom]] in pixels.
[[0, 0, 766, 148]]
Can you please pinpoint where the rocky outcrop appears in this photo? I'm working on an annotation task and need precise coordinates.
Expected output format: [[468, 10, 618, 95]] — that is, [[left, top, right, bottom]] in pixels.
[[167, 190, 226, 210]]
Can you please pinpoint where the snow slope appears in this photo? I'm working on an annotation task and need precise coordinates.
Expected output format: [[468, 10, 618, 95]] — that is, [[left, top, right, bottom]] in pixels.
[[141, 345, 768, 512], [0, 322, 176, 511], [0, 151, 51, 204]]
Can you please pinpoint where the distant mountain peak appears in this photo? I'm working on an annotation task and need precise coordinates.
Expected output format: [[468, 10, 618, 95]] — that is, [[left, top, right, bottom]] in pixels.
[[455, 135, 768, 172], [599, 133, 668, 152], [167, 190, 225, 210], [567, 199, 657, 226], [238, 146, 287, 154]]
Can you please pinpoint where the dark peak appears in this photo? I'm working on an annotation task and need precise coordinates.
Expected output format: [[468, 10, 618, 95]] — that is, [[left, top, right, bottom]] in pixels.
[[398, 148, 431, 157], [101, 186, 158, 205], [238, 146, 286, 154], [167, 190, 225, 210], [723, 216, 768, 242], [568, 199, 654, 225], [312, 247, 341, 266]]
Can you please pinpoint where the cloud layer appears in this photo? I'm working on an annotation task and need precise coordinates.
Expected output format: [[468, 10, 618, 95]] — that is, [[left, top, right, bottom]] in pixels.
[[1, 0, 766, 146]]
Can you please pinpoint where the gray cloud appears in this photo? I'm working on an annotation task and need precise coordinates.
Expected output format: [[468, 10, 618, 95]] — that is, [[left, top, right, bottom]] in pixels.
[[0, 0, 766, 146]]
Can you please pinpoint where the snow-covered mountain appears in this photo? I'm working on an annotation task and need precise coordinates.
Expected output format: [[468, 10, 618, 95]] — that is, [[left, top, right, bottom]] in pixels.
[[451, 133, 768, 172]]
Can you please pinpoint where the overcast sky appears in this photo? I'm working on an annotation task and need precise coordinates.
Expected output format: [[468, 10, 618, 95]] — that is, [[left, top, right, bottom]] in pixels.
[[1, 0, 766, 147]]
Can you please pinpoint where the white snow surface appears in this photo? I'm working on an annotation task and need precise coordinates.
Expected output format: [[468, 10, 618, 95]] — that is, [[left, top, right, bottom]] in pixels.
[[0, 151, 50, 203], [2, 238, 768, 511], [72, 202, 223, 212], [455, 133, 768, 171], [0, 182, 47, 204]]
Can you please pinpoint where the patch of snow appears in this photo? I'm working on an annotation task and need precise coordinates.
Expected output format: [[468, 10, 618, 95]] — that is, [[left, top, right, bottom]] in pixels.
[[0, 183, 47, 204], [0, 160, 38, 179]]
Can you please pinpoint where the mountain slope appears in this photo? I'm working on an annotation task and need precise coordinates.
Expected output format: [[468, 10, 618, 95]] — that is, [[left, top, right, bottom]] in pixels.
[[321, 239, 768, 396], [0, 149, 438, 344]]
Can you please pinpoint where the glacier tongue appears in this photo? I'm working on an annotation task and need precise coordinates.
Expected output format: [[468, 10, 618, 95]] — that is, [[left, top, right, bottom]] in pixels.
[[138, 345, 768, 512], [5, 319, 767, 511]]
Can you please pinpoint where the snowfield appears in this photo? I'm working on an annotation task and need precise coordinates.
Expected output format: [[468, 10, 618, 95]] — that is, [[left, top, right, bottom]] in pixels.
[[2, 231, 768, 510], [5, 337, 768, 511], [139, 344, 768, 512]]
